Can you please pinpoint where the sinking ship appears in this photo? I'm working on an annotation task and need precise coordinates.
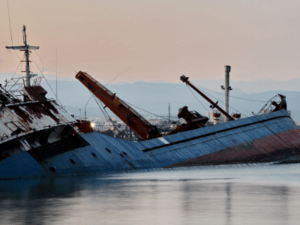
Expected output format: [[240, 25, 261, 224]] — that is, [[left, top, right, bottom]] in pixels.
[[1, 26, 299, 180]]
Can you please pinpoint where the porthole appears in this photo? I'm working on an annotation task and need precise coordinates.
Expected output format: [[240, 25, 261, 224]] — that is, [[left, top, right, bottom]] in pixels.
[[91, 152, 97, 158], [70, 159, 75, 164], [105, 148, 112, 153], [49, 166, 56, 173]]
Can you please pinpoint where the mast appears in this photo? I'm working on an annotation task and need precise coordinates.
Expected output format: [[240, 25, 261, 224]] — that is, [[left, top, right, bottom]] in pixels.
[[6, 25, 39, 87], [221, 66, 232, 122]]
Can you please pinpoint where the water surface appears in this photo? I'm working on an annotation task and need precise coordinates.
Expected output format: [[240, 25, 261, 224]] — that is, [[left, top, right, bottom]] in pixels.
[[1, 163, 300, 225]]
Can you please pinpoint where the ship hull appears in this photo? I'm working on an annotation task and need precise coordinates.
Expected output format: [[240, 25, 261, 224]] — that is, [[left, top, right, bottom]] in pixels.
[[1, 110, 299, 179]]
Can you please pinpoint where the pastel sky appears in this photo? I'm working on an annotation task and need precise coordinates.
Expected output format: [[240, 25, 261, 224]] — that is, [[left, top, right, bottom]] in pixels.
[[0, 0, 300, 82]]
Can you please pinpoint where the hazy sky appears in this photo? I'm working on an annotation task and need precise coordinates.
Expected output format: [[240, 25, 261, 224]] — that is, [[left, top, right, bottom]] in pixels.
[[0, 0, 300, 82]]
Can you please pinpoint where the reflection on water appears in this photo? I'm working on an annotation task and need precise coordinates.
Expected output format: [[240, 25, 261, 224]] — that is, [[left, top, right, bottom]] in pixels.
[[1, 163, 300, 225]]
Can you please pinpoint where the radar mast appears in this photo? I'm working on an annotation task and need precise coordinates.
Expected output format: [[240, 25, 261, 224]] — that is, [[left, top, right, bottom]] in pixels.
[[6, 25, 39, 87]]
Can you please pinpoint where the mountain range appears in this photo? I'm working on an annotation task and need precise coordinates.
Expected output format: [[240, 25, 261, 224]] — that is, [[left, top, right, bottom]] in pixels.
[[1, 72, 299, 122], [38, 78, 300, 123]]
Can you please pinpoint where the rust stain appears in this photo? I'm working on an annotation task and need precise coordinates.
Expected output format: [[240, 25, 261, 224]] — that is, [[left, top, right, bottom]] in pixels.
[[10, 106, 33, 123], [166, 129, 300, 167]]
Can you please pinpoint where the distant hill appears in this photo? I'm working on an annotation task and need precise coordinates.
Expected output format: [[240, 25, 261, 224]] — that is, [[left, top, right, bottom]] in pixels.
[[1, 72, 299, 121], [39, 79, 300, 122], [1, 72, 300, 93]]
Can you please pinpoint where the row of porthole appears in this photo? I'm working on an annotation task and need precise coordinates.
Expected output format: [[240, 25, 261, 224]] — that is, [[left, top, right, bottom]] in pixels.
[[120, 151, 128, 158], [106, 147, 128, 158], [69, 152, 99, 165], [49, 152, 98, 173], [49, 149, 129, 173]]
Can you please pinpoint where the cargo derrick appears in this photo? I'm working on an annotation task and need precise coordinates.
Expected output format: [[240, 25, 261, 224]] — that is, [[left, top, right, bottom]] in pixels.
[[167, 75, 235, 135], [75, 71, 161, 140], [180, 75, 235, 121], [166, 76, 214, 135]]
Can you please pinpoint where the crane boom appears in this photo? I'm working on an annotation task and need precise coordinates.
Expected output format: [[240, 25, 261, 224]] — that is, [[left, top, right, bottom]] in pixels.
[[75, 71, 161, 140], [180, 75, 235, 121]]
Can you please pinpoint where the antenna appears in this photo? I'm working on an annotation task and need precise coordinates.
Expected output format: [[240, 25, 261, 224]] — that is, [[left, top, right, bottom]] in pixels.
[[56, 48, 57, 100], [6, 0, 13, 46], [168, 103, 171, 123], [6, 25, 39, 87]]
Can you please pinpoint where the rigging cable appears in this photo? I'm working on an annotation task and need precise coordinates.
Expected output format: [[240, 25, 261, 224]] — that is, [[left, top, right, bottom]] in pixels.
[[105, 67, 130, 86], [33, 50, 45, 73], [30, 55, 64, 107], [7, 58, 23, 91], [6, 0, 13, 46], [125, 101, 169, 120], [96, 100, 117, 129], [203, 89, 248, 117], [192, 82, 268, 103], [83, 68, 130, 122], [91, 95, 108, 120], [92, 95, 114, 123], [192, 85, 248, 117], [6, 54, 25, 92], [6, 0, 20, 61], [11, 54, 24, 80], [186, 84, 209, 111]]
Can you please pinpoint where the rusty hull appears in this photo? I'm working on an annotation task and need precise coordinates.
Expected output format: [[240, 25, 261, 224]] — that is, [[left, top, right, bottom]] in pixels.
[[0, 100, 76, 143]]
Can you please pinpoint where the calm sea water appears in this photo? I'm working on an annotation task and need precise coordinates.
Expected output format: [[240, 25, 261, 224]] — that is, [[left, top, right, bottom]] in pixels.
[[1, 163, 300, 225]]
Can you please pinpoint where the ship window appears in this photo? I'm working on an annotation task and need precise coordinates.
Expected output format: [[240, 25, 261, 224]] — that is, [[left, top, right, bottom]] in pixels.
[[70, 159, 76, 164], [91, 152, 97, 158], [120, 154, 124, 158], [105, 148, 112, 153], [49, 166, 56, 173]]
